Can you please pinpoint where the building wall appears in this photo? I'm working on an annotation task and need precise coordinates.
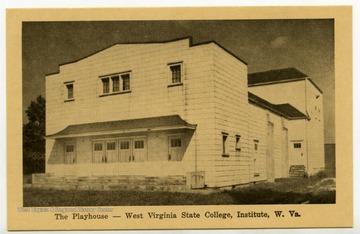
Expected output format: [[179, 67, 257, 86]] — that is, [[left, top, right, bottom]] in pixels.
[[248, 104, 289, 182], [248, 79, 325, 175], [248, 80, 306, 113], [211, 44, 249, 187], [46, 38, 219, 183], [305, 80, 325, 173]]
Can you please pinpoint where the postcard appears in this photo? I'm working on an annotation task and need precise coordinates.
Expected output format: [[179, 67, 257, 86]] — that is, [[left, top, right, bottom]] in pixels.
[[7, 6, 352, 230]]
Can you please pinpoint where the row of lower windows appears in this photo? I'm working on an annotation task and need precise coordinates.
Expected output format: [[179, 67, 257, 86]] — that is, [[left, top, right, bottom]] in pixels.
[[64, 62, 183, 100]]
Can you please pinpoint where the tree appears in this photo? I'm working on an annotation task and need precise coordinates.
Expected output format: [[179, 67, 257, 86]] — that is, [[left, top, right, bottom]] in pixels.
[[23, 95, 46, 174]]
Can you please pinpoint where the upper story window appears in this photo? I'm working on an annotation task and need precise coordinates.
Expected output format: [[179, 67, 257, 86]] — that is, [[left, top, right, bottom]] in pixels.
[[168, 62, 183, 87], [294, 143, 302, 149], [64, 81, 75, 102], [121, 73, 131, 91], [102, 78, 110, 94], [99, 71, 131, 97], [112, 76, 120, 92]]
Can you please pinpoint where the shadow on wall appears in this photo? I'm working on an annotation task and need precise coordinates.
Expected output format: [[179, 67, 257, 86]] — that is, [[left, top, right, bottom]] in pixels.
[[325, 144, 335, 178]]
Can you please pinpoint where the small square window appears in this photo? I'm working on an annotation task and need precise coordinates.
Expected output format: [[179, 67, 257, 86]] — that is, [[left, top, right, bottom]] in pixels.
[[171, 138, 182, 148], [120, 141, 129, 149], [134, 140, 144, 149], [66, 145, 74, 152], [107, 142, 116, 150], [170, 64, 182, 83], [294, 143, 302, 148], [94, 143, 103, 151]]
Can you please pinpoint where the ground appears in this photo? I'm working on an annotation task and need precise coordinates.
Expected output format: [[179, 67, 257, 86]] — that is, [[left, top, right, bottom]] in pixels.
[[23, 177, 335, 206]]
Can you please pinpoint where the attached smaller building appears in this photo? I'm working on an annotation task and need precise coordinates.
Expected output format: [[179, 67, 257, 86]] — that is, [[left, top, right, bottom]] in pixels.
[[248, 68, 325, 176]]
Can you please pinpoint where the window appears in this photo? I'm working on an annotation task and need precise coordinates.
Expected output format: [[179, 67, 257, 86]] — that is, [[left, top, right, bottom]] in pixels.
[[121, 73, 130, 91], [66, 84, 74, 99], [254, 140, 259, 151], [222, 132, 229, 157], [64, 81, 75, 101], [107, 142, 116, 150], [94, 143, 103, 151], [66, 145, 74, 153], [134, 140, 144, 149], [120, 141, 129, 149], [170, 138, 182, 148], [100, 72, 131, 96], [112, 76, 120, 92], [235, 135, 241, 151], [102, 78, 110, 94], [168, 62, 183, 86], [170, 64, 181, 83], [294, 143, 302, 149]]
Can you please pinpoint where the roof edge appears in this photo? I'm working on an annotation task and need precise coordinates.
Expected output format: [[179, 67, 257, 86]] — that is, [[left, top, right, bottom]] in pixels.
[[46, 36, 247, 77]]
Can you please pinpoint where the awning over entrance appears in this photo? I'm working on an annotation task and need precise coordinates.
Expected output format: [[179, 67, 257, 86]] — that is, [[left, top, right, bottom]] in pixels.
[[46, 115, 197, 139]]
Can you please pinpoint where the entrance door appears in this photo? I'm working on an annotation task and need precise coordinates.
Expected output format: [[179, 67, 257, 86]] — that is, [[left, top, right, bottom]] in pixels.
[[266, 123, 275, 181], [106, 141, 117, 163], [282, 129, 289, 177], [168, 136, 183, 161], [93, 142, 105, 163], [290, 141, 304, 165], [133, 139, 146, 162], [119, 140, 131, 162], [65, 143, 75, 164]]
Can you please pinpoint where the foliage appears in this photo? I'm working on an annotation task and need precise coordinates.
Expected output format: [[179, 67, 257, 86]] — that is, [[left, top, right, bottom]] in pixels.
[[23, 95, 46, 174], [315, 170, 327, 179]]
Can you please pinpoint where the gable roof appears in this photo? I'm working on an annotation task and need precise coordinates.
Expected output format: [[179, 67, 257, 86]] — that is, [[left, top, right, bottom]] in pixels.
[[248, 92, 308, 120], [46, 115, 196, 139], [248, 68, 308, 86]]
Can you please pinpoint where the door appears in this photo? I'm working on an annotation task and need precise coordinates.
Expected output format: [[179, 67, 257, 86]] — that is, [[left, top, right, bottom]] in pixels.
[[266, 123, 275, 181], [119, 140, 131, 162], [290, 141, 304, 165], [282, 129, 289, 177], [168, 136, 183, 161], [106, 141, 117, 163], [93, 142, 105, 163], [253, 140, 260, 177], [65, 143, 75, 164], [133, 139, 146, 162]]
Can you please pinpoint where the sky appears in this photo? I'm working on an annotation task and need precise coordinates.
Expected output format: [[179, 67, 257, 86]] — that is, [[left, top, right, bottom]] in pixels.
[[22, 20, 334, 143]]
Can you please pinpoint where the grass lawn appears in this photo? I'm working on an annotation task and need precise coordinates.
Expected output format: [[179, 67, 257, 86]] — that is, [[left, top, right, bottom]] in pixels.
[[23, 177, 335, 206]]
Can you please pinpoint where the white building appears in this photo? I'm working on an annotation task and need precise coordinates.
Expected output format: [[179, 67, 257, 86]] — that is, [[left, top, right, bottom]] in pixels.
[[38, 38, 324, 190]]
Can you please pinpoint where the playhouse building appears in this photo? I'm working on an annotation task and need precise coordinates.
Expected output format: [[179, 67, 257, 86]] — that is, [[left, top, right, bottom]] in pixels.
[[38, 38, 324, 190]]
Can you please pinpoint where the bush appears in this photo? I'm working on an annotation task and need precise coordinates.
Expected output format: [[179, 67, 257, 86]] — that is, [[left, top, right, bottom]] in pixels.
[[316, 170, 327, 179], [23, 150, 45, 174]]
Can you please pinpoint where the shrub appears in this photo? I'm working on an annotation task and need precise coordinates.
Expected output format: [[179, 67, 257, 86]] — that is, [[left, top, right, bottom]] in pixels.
[[316, 170, 327, 179]]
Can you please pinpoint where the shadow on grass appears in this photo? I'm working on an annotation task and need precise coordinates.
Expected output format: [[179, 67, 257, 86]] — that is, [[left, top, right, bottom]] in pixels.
[[223, 188, 335, 204]]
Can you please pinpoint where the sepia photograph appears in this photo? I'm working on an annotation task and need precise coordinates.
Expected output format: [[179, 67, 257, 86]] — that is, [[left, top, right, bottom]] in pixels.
[[6, 6, 353, 230], [22, 19, 335, 206]]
